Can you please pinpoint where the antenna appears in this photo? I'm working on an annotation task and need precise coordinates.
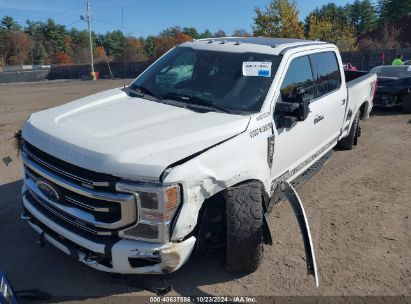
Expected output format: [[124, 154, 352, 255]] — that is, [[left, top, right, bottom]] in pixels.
[[122, 7, 126, 88]]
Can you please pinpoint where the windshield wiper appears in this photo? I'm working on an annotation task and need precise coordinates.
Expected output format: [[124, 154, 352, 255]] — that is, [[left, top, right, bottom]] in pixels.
[[163, 92, 231, 114], [128, 85, 163, 101]]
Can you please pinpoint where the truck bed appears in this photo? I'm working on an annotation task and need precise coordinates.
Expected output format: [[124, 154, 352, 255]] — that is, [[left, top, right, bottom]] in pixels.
[[344, 70, 377, 129], [344, 70, 372, 86]]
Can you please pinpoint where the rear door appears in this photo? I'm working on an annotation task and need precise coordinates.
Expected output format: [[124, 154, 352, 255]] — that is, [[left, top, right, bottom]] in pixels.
[[309, 51, 347, 144]]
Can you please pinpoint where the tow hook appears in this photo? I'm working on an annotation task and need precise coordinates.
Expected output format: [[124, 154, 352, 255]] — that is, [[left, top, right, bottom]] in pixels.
[[281, 181, 319, 287], [82, 254, 99, 266], [20, 211, 32, 220]]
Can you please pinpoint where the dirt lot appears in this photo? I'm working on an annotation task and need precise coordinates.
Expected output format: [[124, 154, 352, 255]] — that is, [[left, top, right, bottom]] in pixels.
[[0, 80, 410, 302]]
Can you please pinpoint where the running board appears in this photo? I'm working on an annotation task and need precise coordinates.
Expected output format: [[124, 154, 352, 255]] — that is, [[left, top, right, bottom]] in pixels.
[[290, 149, 333, 190], [269, 149, 333, 209], [281, 181, 319, 287]]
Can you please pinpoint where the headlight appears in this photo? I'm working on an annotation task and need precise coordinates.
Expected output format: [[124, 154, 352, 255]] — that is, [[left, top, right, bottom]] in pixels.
[[116, 181, 181, 243]]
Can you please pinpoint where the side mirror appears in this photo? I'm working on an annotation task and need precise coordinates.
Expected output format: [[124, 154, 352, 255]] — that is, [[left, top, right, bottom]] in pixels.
[[294, 97, 310, 121], [292, 87, 310, 121], [275, 87, 311, 129]]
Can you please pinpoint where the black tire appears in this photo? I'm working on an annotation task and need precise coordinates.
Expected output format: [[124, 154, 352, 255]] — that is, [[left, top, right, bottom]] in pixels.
[[402, 94, 411, 113], [224, 181, 263, 272], [337, 110, 360, 150]]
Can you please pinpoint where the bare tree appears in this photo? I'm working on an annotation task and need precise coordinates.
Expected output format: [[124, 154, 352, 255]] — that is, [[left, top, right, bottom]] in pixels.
[[380, 24, 401, 49], [358, 24, 402, 50], [232, 29, 251, 37], [214, 29, 226, 37], [6, 30, 33, 65], [0, 50, 7, 70]]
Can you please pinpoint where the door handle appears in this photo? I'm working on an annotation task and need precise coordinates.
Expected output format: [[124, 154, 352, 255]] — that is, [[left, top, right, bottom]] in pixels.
[[342, 99, 346, 106], [314, 114, 324, 124]]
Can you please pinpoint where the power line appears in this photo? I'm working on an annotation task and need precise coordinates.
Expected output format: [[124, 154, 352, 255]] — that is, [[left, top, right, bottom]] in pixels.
[[64, 19, 83, 28], [47, 4, 83, 19], [93, 18, 148, 35]]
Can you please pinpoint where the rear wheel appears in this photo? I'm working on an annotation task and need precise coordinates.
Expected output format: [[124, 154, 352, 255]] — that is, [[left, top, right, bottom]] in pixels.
[[402, 94, 411, 113], [224, 181, 263, 272], [337, 110, 360, 150]]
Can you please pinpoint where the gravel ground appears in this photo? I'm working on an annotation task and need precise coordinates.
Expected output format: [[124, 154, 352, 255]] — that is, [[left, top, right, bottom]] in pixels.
[[0, 80, 410, 303]]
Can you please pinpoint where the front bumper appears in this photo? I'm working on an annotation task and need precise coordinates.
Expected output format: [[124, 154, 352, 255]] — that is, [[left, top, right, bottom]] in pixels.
[[22, 192, 196, 274]]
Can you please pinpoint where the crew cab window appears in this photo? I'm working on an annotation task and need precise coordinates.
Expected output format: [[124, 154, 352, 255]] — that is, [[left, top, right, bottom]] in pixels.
[[280, 55, 315, 103], [310, 51, 341, 98]]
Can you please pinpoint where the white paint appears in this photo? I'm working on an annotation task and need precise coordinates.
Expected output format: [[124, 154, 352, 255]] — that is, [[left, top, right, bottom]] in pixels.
[[21, 38, 377, 274], [23, 89, 249, 180]]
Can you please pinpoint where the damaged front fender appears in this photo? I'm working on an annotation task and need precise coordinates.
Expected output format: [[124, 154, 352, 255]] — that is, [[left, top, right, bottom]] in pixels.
[[162, 130, 272, 242]]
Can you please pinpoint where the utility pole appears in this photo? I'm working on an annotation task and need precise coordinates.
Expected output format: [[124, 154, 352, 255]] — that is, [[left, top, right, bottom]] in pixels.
[[86, 0, 95, 80]]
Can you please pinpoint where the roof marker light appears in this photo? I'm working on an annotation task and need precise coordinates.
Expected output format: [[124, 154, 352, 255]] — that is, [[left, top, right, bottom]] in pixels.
[[271, 44, 279, 48], [208, 39, 215, 43], [221, 40, 228, 44], [235, 41, 242, 45]]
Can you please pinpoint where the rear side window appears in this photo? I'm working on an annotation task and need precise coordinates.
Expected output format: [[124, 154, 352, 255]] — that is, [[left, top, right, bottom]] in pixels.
[[310, 52, 341, 98], [280, 55, 315, 103]]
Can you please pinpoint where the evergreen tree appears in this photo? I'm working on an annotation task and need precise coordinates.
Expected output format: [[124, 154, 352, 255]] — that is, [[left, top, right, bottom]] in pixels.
[[143, 35, 155, 58], [347, 0, 377, 35], [183, 27, 199, 39], [199, 29, 212, 38], [379, 0, 411, 24], [1, 16, 21, 31]]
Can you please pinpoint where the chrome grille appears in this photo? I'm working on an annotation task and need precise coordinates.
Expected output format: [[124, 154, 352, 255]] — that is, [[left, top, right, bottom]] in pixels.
[[22, 142, 137, 237], [22, 141, 116, 189]]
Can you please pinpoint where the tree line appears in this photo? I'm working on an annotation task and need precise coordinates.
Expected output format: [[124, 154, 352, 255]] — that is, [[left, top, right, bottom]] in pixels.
[[0, 0, 409, 67]]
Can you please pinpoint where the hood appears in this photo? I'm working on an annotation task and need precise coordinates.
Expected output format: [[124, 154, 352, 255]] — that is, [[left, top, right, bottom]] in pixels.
[[22, 88, 250, 180]]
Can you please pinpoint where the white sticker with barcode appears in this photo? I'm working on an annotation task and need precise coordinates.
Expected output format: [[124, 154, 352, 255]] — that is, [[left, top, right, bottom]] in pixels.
[[242, 62, 272, 77]]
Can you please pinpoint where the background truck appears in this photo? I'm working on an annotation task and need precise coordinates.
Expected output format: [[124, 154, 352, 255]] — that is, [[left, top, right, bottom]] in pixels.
[[19, 37, 377, 281]]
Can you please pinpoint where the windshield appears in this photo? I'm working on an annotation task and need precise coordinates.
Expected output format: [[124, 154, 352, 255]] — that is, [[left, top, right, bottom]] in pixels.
[[130, 47, 281, 114], [370, 65, 411, 78]]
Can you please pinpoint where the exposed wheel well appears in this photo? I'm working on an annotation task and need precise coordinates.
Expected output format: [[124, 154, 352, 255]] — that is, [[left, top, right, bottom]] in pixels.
[[359, 101, 368, 119], [195, 179, 271, 255]]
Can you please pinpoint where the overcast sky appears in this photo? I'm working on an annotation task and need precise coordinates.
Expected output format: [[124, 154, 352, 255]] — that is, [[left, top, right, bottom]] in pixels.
[[0, 0, 356, 36]]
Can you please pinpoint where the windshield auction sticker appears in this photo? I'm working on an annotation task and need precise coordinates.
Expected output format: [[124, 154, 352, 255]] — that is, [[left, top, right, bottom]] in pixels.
[[242, 62, 272, 77]]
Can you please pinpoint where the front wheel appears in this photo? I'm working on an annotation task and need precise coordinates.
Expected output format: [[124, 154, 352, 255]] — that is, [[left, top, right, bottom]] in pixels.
[[224, 181, 264, 272], [337, 110, 360, 150]]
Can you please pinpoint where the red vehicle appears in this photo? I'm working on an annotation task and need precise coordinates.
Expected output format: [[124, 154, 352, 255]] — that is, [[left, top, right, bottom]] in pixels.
[[343, 63, 358, 71]]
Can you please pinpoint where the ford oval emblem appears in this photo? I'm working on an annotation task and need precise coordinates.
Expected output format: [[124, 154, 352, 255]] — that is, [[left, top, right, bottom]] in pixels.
[[36, 179, 60, 201]]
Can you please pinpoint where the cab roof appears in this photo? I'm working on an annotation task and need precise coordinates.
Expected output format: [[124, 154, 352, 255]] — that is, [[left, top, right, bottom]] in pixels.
[[180, 37, 328, 55]]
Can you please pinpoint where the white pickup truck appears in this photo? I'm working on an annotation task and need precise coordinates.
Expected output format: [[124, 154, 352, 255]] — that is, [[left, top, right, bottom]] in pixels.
[[19, 37, 377, 282]]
